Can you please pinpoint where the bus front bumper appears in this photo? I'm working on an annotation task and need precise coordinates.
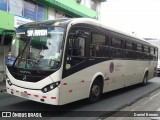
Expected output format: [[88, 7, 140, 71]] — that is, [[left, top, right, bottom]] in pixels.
[[6, 82, 59, 105]]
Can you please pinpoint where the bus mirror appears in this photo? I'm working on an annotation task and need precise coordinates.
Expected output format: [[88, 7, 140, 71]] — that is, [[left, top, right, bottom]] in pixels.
[[69, 30, 84, 38], [76, 30, 84, 36]]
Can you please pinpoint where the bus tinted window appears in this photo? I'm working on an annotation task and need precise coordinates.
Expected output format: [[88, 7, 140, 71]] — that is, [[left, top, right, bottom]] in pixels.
[[68, 37, 85, 57], [90, 33, 109, 57], [144, 46, 149, 53], [92, 33, 105, 45], [126, 41, 132, 50], [66, 36, 86, 69], [132, 43, 137, 51], [111, 37, 121, 48], [137, 43, 142, 51]]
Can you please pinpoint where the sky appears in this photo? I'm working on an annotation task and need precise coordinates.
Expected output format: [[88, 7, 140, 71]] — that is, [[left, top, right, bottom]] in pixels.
[[100, 0, 160, 39]]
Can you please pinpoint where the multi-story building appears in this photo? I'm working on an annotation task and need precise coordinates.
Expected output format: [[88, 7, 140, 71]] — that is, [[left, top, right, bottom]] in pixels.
[[0, 0, 105, 45]]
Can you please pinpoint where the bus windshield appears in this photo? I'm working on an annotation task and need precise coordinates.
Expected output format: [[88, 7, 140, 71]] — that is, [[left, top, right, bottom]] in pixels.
[[7, 27, 65, 70]]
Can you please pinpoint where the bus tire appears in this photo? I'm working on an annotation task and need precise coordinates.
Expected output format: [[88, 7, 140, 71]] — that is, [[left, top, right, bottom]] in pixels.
[[142, 73, 148, 85], [88, 79, 103, 103]]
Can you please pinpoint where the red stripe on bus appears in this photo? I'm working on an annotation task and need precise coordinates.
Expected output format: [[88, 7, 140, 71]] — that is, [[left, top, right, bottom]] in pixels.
[[34, 95, 39, 97], [42, 96, 47, 98], [16, 90, 19, 93], [24, 91, 27, 93], [27, 93, 31, 96], [51, 97, 56, 99]]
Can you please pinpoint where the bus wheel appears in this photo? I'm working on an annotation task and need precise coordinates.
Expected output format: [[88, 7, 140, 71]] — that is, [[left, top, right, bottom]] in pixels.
[[88, 80, 102, 103], [142, 73, 148, 85]]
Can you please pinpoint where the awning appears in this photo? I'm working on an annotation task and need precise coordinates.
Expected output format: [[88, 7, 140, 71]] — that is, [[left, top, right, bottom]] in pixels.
[[0, 10, 14, 34], [2, 30, 15, 35], [39, 0, 97, 18]]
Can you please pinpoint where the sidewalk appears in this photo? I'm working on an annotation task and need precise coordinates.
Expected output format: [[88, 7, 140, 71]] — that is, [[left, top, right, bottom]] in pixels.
[[104, 87, 160, 120], [0, 45, 9, 94]]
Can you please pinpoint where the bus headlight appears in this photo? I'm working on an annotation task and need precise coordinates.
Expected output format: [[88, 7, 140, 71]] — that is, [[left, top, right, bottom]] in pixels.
[[41, 81, 60, 93]]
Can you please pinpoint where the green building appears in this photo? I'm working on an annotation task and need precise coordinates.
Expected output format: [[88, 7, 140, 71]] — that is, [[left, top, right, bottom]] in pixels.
[[0, 0, 105, 45]]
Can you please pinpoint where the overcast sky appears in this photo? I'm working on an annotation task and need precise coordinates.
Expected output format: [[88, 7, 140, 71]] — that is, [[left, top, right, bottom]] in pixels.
[[100, 0, 160, 39]]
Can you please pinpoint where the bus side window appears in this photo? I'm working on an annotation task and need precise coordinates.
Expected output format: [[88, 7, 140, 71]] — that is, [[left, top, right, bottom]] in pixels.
[[90, 33, 108, 57], [66, 36, 86, 69]]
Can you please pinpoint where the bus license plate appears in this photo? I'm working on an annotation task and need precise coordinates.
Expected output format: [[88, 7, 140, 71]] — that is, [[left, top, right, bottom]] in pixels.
[[21, 92, 29, 98]]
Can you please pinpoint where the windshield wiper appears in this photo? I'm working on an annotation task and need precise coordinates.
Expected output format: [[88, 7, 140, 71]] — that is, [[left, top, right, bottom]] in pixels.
[[25, 52, 41, 73]]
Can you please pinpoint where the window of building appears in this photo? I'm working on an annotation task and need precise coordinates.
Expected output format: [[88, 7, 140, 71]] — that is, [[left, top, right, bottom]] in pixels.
[[37, 3, 46, 20], [9, 0, 23, 16], [0, 0, 8, 12], [1, 0, 47, 21], [90, 1, 97, 11], [79, 0, 97, 11]]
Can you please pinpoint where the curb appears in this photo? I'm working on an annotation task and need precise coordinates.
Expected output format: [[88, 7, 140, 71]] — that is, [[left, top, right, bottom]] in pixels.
[[0, 88, 6, 94]]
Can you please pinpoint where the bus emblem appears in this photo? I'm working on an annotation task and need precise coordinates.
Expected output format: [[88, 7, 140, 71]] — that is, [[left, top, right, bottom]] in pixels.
[[109, 62, 114, 73]]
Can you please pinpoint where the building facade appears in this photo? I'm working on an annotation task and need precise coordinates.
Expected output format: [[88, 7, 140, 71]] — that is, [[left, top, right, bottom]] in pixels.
[[0, 0, 106, 45], [0, 0, 107, 35]]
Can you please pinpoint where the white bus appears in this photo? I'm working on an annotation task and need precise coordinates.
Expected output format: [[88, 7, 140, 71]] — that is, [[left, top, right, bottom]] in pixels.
[[6, 18, 158, 105]]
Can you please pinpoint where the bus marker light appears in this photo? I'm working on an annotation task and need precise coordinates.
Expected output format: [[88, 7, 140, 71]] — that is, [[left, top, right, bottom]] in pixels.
[[34, 95, 39, 97], [63, 83, 67, 85], [27, 93, 31, 96], [42, 96, 47, 98], [16, 90, 19, 93], [51, 97, 56, 99], [105, 77, 109, 81], [24, 91, 27, 93]]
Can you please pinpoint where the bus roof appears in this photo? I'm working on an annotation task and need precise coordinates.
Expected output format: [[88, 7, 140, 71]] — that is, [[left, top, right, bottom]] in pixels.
[[18, 18, 157, 48], [69, 18, 157, 48]]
